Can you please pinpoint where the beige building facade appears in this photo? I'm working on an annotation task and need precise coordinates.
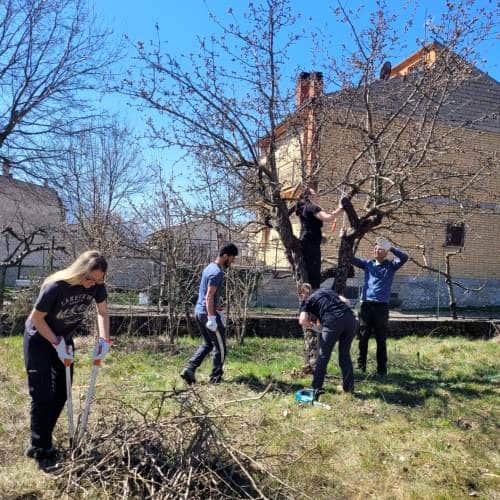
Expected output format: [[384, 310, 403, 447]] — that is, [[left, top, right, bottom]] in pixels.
[[255, 47, 500, 309]]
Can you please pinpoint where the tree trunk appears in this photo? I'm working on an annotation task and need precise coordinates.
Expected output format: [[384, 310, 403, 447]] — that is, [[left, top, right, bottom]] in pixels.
[[302, 327, 319, 374], [273, 205, 320, 371], [0, 266, 7, 309], [333, 234, 356, 294], [333, 197, 384, 295], [445, 252, 458, 320]]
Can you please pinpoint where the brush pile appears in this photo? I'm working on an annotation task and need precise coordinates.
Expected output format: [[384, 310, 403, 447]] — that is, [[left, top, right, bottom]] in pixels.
[[54, 389, 292, 499]]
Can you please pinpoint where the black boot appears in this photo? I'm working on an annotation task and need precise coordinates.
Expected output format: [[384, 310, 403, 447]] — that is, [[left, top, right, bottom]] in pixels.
[[313, 388, 325, 401], [180, 367, 196, 385], [25, 446, 57, 460]]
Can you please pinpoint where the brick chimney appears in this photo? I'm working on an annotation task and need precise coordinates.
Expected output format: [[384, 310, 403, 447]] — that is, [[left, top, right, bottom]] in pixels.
[[296, 71, 324, 108], [2, 158, 12, 178]]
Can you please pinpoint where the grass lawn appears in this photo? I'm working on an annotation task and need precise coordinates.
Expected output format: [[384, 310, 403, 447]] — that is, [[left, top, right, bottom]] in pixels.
[[0, 334, 498, 499]]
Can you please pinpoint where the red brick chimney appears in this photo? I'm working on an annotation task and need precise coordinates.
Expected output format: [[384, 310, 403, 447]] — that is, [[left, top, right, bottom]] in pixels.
[[296, 71, 324, 108]]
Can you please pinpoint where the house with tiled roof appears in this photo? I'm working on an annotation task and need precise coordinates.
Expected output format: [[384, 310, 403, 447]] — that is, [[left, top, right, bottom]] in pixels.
[[257, 44, 500, 309], [0, 160, 65, 286]]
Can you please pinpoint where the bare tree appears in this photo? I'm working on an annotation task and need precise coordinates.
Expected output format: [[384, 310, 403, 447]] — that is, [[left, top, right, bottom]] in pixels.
[[225, 264, 263, 344], [0, 0, 117, 179], [314, 1, 497, 301], [57, 120, 145, 255], [124, 168, 210, 341], [121, 0, 497, 367], [414, 244, 485, 319], [121, 0, 313, 280], [0, 226, 65, 308]]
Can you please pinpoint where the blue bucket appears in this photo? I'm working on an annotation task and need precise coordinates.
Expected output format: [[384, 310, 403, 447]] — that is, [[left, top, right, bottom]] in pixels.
[[295, 388, 315, 404]]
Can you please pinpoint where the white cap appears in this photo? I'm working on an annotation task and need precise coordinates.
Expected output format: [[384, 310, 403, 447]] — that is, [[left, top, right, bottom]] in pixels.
[[375, 237, 391, 251]]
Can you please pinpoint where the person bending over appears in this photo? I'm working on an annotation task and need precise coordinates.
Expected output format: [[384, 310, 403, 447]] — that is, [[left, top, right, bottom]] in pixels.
[[298, 283, 358, 398]]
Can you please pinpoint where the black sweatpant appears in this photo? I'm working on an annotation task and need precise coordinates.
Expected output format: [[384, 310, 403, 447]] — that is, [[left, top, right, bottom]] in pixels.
[[357, 301, 389, 373], [312, 313, 358, 392], [188, 313, 226, 380], [23, 332, 73, 450], [301, 239, 321, 289]]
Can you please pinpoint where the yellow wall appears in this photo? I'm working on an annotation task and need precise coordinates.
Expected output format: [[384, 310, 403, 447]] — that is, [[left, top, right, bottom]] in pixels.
[[274, 132, 302, 189], [258, 111, 500, 279]]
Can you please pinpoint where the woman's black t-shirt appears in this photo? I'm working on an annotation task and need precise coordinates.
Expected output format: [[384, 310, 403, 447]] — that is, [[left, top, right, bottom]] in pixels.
[[298, 202, 323, 244], [25, 280, 107, 340]]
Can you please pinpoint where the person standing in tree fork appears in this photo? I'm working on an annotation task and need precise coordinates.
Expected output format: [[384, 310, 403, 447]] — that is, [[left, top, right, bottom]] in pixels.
[[181, 243, 238, 385], [353, 238, 408, 375], [295, 188, 343, 289]]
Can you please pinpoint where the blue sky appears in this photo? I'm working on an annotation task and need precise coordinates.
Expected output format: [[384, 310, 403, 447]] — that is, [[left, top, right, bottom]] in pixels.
[[99, 0, 499, 82], [96, 0, 499, 182]]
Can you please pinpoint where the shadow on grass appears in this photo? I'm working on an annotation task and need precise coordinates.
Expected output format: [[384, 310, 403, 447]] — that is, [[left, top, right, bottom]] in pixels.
[[232, 374, 305, 394], [354, 370, 497, 407], [231, 367, 497, 408]]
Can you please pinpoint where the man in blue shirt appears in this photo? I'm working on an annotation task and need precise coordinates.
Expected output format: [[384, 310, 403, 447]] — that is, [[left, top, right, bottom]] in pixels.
[[353, 238, 408, 375], [181, 243, 238, 385]]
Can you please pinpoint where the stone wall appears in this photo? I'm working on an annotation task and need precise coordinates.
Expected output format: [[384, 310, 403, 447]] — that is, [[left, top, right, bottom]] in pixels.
[[2, 311, 497, 339], [253, 273, 500, 310], [395, 276, 500, 310], [84, 314, 500, 339]]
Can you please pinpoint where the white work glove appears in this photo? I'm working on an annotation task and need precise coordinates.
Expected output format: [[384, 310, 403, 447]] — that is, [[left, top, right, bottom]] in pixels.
[[53, 337, 74, 365], [92, 338, 112, 362], [218, 310, 227, 328], [376, 237, 391, 251], [206, 315, 218, 332]]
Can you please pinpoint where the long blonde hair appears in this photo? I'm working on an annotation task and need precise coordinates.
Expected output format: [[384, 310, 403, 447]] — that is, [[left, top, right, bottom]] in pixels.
[[42, 250, 108, 288]]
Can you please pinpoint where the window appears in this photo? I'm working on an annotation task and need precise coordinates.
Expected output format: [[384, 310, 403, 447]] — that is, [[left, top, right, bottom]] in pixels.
[[444, 222, 465, 247]]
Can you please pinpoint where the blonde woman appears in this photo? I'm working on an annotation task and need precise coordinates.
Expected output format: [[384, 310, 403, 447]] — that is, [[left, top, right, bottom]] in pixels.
[[23, 250, 110, 461]]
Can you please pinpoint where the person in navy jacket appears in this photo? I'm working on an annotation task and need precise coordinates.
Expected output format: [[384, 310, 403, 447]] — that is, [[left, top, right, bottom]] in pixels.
[[352, 238, 408, 375]]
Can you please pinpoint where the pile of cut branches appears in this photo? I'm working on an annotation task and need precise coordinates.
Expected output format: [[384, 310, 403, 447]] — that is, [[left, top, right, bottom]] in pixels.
[[54, 389, 294, 499]]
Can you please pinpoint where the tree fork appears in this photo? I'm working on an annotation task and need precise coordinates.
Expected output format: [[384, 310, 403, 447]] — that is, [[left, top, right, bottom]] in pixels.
[[332, 197, 383, 294]]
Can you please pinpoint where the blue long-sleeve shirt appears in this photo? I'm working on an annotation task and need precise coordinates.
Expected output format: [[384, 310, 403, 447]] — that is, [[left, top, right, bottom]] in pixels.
[[352, 247, 408, 304]]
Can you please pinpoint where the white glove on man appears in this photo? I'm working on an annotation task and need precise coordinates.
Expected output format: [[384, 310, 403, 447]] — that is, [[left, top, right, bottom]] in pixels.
[[376, 237, 392, 251], [53, 337, 74, 365], [206, 315, 218, 332], [92, 337, 112, 362]]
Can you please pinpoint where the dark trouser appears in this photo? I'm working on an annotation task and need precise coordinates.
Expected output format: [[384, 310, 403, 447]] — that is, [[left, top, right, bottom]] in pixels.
[[23, 332, 73, 450], [312, 313, 358, 392], [188, 313, 226, 380], [301, 239, 321, 289], [358, 301, 389, 374]]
